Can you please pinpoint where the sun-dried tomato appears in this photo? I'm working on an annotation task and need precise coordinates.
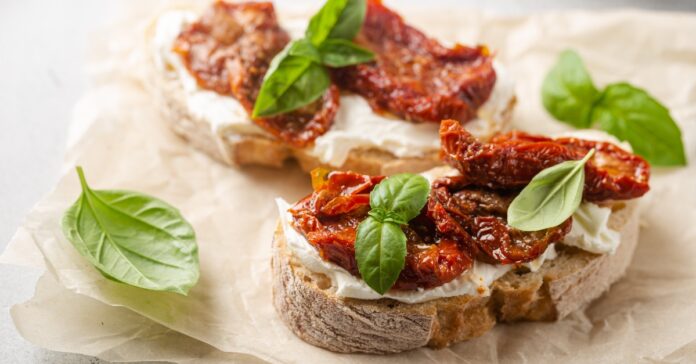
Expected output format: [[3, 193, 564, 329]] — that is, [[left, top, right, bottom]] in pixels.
[[440, 119, 650, 201], [395, 236, 473, 290], [428, 179, 571, 265], [290, 170, 571, 291], [556, 137, 651, 201], [331, 0, 496, 124], [173, 2, 288, 97], [290, 171, 382, 275], [173, 2, 338, 148]]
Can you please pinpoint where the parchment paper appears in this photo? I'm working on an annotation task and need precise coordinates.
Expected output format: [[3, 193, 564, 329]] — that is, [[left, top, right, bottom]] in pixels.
[[3, 2, 696, 363]]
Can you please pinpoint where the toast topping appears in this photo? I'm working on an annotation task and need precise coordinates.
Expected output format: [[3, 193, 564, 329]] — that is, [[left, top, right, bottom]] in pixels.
[[288, 125, 650, 292], [289, 170, 571, 290], [331, 0, 496, 124], [440, 119, 650, 201], [172, 1, 498, 148], [173, 1, 339, 148]]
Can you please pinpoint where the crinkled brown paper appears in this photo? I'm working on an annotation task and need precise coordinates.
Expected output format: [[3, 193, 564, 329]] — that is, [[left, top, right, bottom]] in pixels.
[[3, 1, 696, 363]]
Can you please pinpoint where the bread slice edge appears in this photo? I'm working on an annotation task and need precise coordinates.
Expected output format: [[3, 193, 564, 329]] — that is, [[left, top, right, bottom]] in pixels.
[[271, 200, 640, 354]]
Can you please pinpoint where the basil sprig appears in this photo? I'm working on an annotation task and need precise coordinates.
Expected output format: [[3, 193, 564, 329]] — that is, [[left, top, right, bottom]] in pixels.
[[355, 174, 430, 295], [542, 50, 687, 166], [62, 167, 199, 295], [508, 149, 595, 231], [252, 0, 374, 118]]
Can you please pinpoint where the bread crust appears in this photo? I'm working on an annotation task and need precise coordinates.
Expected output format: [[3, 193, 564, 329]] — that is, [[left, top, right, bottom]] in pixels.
[[271, 201, 639, 353], [145, 16, 515, 175]]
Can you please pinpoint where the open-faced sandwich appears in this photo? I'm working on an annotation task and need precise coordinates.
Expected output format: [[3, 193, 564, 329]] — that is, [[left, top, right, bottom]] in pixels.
[[148, 0, 516, 175], [272, 119, 650, 353]]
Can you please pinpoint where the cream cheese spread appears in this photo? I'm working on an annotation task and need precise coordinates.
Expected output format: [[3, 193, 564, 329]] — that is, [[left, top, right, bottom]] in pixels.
[[564, 202, 620, 254], [152, 10, 516, 167]]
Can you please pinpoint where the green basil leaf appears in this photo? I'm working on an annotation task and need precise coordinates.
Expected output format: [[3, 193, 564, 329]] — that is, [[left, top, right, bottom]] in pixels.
[[61, 167, 199, 295], [592, 83, 687, 166], [287, 39, 321, 64], [368, 207, 407, 225], [318, 38, 374, 67], [369, 173, 430, 223], [327, 0, 366, 40], [508, 149, 595, 231], [306, 0, 366, 46], [306, 0, 348, 46], [252, 46, 330, 118], [542, 49, 600, 128], [355, 217, 407, 295]]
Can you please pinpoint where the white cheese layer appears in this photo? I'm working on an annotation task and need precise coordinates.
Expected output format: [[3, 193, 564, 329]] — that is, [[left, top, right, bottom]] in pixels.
[[153, 11, 262, 136], [564, 202, 620, 254], [152, 11, 515, 167]]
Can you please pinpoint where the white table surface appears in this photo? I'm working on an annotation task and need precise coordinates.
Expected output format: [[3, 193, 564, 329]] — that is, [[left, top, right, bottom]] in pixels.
[[1, 0, 695, 363]]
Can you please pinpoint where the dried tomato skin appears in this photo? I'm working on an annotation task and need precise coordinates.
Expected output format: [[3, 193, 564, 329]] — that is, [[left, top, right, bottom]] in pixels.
[[428, 182, 571, 265], [395, 237, 473, 290], [555, 137, 650, 202], [291, 171, 380, 217], [290, 172, 381, 276], [172, 2, 338, 147], [440, 119, 651, 202], [173, 2, 289, 97], [331, 0, 496, 124]]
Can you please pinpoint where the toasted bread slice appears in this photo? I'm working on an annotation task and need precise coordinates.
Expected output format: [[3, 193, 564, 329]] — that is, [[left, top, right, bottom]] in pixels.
[[145, 12, 516, 176], [271, 200, 639, 353]]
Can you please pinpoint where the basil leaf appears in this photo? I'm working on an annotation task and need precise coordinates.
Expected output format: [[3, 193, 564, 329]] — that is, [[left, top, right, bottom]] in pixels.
[[318, 39, 374, 67], [354, 174, 430, 294], [327, 0, 366, 40], [254, 0, 371, 117], [61, 167, 199, 295], [355, 217, 407, 295], [306, 0, 365, 46], [306, 0, 348, 46], [369, 173, 430, 223], [508, 150, 595, 231], [592, 83, 687, 166], [287, 39, 321, 64], [542, 50, 600, 128], [368, 207, 407, 225], [252, 46, 330, 118]]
